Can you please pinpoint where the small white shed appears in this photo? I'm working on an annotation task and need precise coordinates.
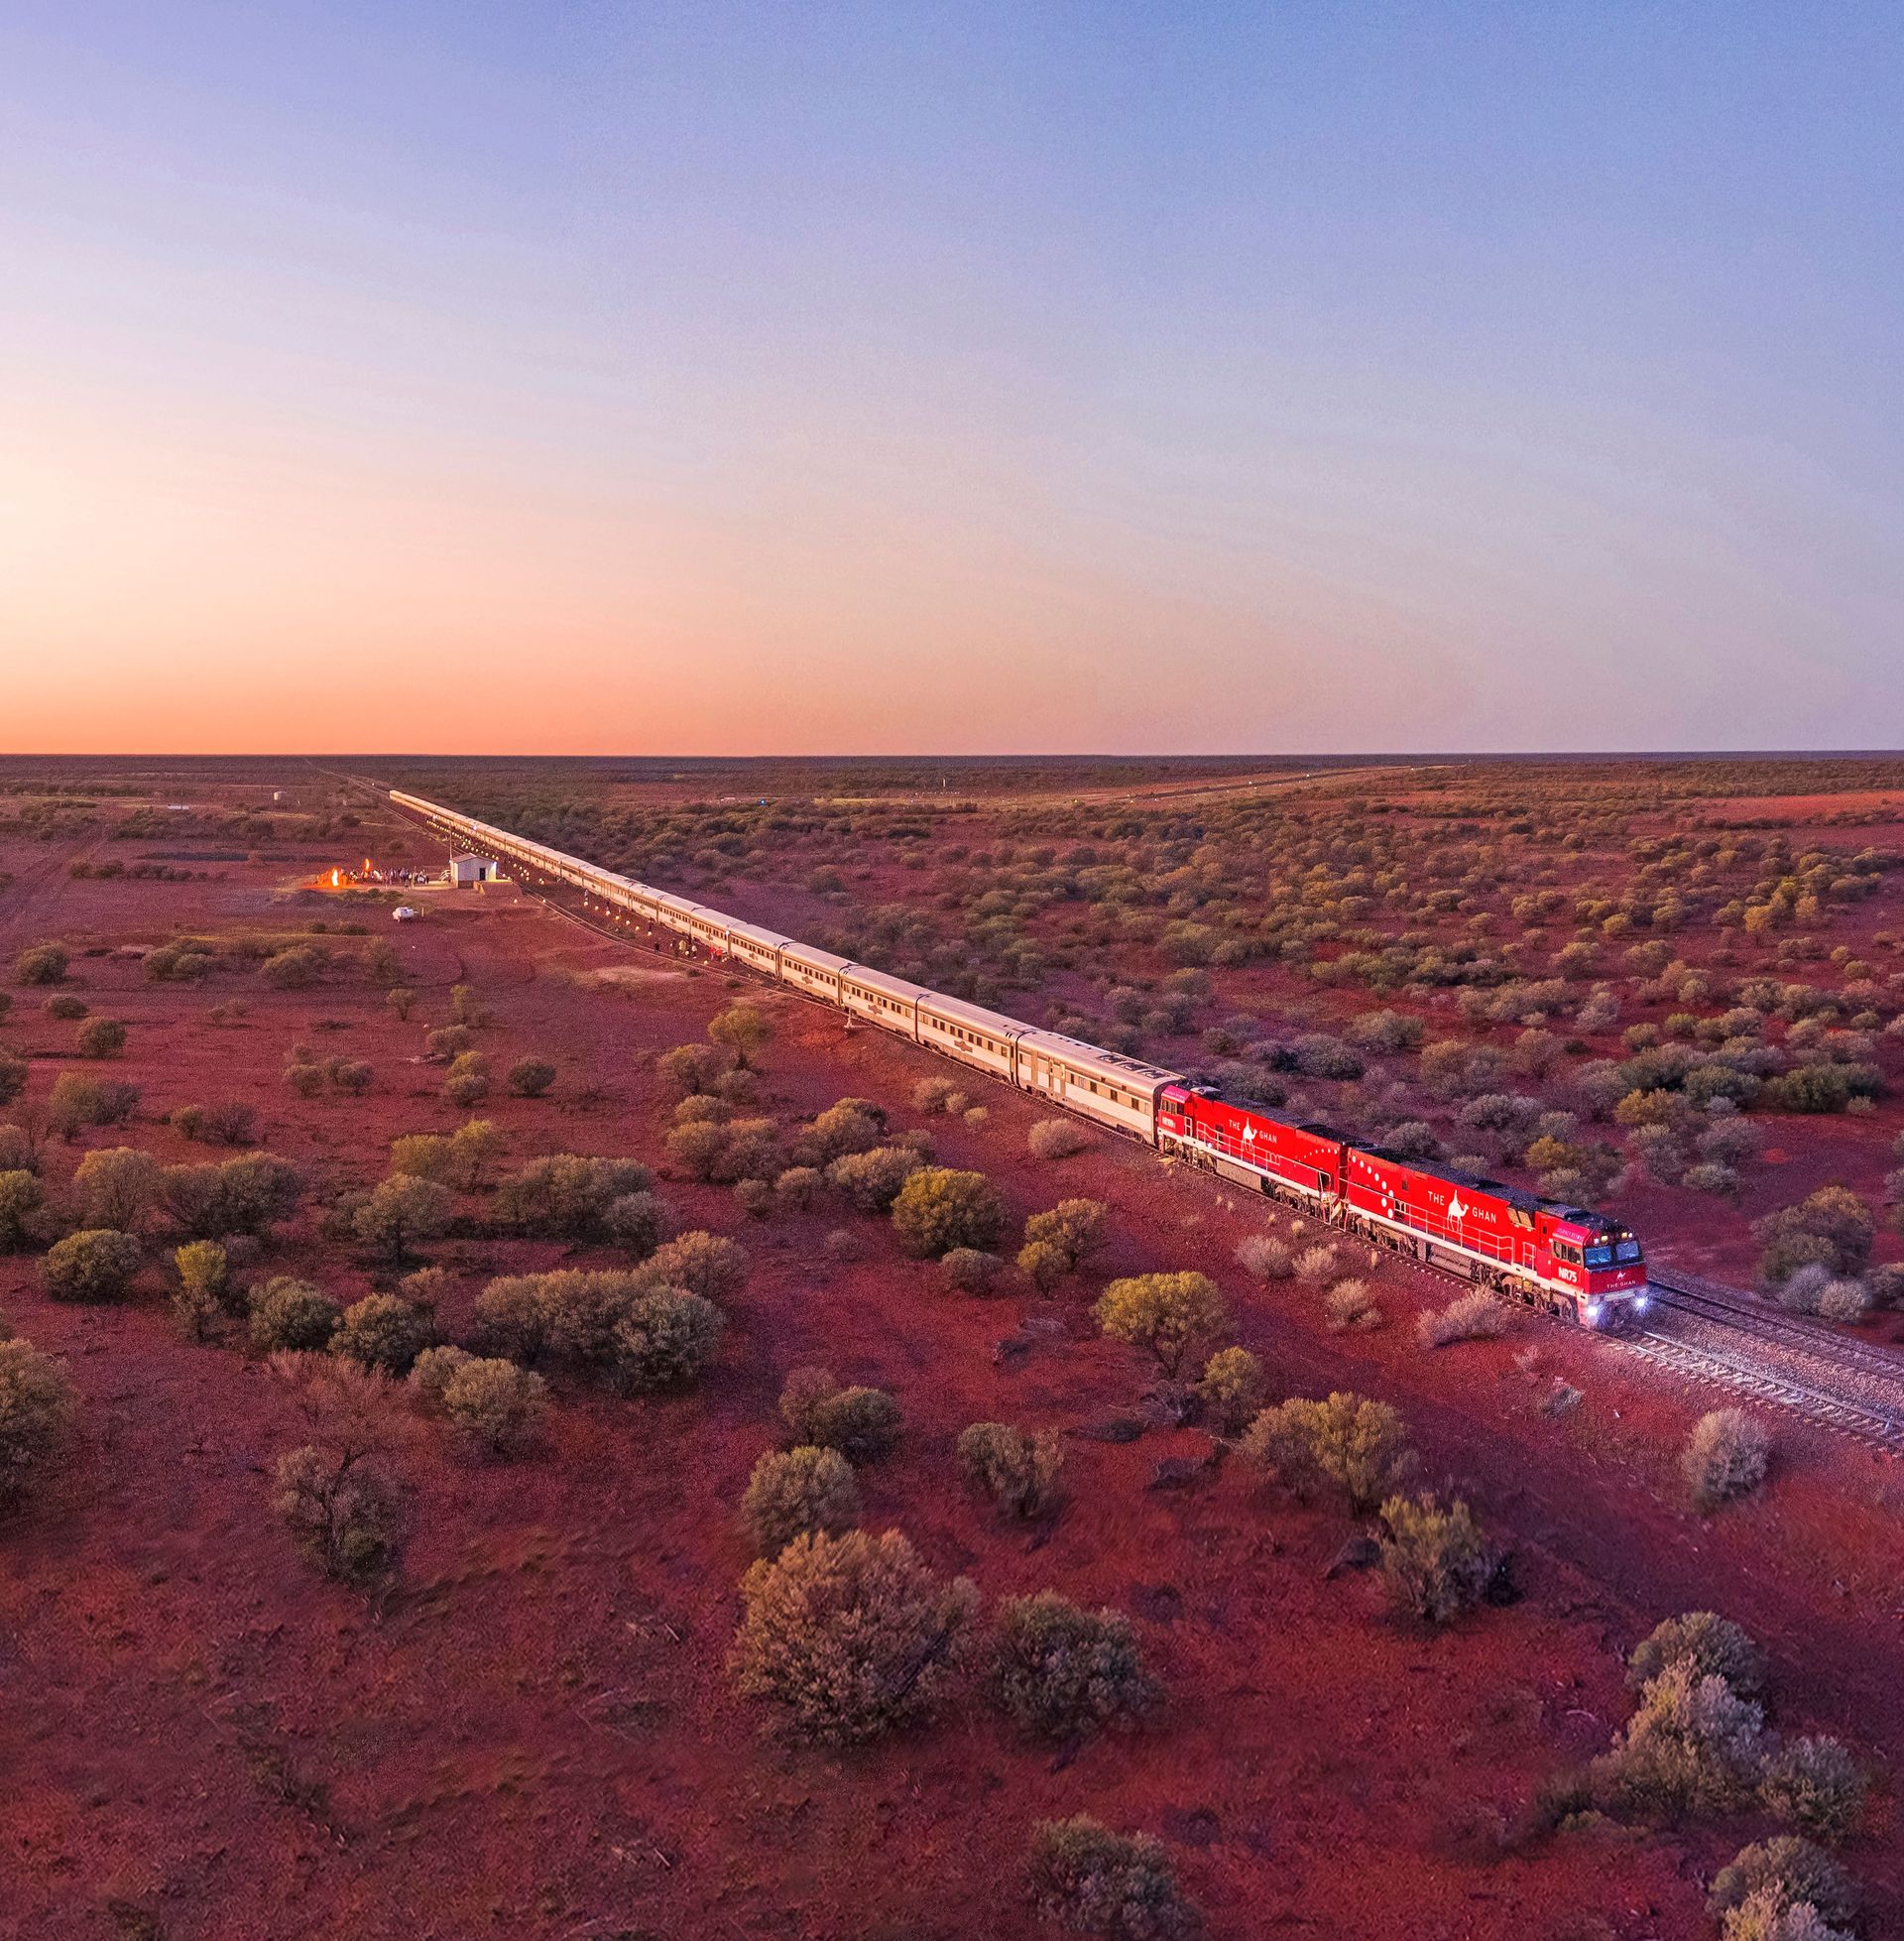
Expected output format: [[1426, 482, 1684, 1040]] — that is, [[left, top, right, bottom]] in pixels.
[[448, 853, 502, 887]]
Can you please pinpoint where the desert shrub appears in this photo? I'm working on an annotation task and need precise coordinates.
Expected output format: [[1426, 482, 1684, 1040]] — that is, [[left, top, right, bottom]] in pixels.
[[0, 1119, 38, 1171], [1814, 1277, 1870, 1323], [174, 1100, 258, 1147], [826, 1145, 922, 1212], [1291, 1243, 1337, 1284], [249, 1277, 342, 1353], [327, 1058, 374, 1096], [0, 1336, 78, 1513], [774, 1165, 822, 1212], [1235, 1233, 1292, 1280], [145, 946, 213, 983], [507, 1057, 556, 1098], [0, 1170, 45, 1252], [1416, 1289, 1505, 1348], [408, 1343, 475, 1409], [608, 1284, 725, 1393], [385, 986, 416, 1021], [284, 1060, 324, 1100], [1025, 1816, 1190, 1941], [941, 1246, 1002, 1293], [1758, 1737, 1867, 1843], [1348, 1008, 1424, 1053], [729, 1528, 978, 1743], [1627, 1611, 1767, 1701], [1242, 1392, 1413, 1513], [44, 993, 87, 1022], [1684, 1408, 1770, 1511], [1195, 1346, 1264, 1435], [1292, 1031, 1364, 1079], [779, 1366, 902, 1460], [642, 1230, 748, 1302], [1324, 1278, 1383, 1331], [273, 1440, 402, 1581], [330, 1294, 432, 1376], [957, 1420, 1065, 1518], [1022, 1198, 1109, 1273], [441, 1358, 547, 1458], [911, 1076, 958, 1114], [444, 1118, 503, 1189], [0, 1053, 26, 1109], [1592, 1661, 1765, 1818], [423, 1025, 474, 1063], [1754, 1186, 1874, 1287], [1094, 1272, 1229, 1378], [792, 1097, 886, 1165], [1027, 1118, 1091, 1160], [351, 1174, 453, 1264], [163, 1152, 301, 1239], [260, 946, 324, 989], [989, 1591, 1154, 1741], [604, 1189, 667, 1258], [47, 1071, 139, 1137], [741, 1444, 860, 1556], [708, 1001, 773, 1066], [469, 1276, 544, 1363], [1377, 1493, 1492, 1625], [73, 1146, 163, 1232], [16, 944, 68, 985], [41, 1228, 142, 1303], [172, 1238, 231, 1339], [441, 1051, 490, 1108], [1708, 1838, 1856, 1934], [891, 1167, 1006, 1257], [493, 1153, 653, 1238], [1016, 1237, 1071, 1290]]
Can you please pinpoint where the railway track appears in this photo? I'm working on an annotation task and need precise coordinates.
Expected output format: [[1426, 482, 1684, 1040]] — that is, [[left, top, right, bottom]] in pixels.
[[1637, 1268, 1904, 1450], [373, 787, 1904, 1452]]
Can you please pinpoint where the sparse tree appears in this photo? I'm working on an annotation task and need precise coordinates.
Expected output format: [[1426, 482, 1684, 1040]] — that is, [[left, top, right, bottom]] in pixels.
[[1376, 1492, 1492, 1625], [957, 1420, 1064, 1519], [0, 1336, 78, 1513], [351, 1174, 453, 1266], [1093, 1272, 1230, 1378], [890, 1166, 1006, 1257], [741, 1444, 860, 1556], [41, 1228, 142, 1303], [1025, 1816, 1191, 1941], [989, 1591, 1155, 1742], [1195, 1346, 1264, 1436], [1241, 1392, 1414, 1513], [440, 1358, 547, 1458]]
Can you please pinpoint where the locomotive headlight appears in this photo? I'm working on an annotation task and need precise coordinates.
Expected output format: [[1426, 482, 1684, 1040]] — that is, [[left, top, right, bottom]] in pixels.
[[1632, 1293, 1649, 1313], [1585, 1300, 1604, 1324]]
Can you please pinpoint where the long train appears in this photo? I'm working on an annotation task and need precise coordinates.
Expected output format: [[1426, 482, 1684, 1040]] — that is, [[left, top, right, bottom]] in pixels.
[[389, 790, 1650, 1327]]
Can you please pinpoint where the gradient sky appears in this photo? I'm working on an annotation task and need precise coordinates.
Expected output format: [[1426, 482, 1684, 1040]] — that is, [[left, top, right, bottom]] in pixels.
[[3, 2, 1900, 755]]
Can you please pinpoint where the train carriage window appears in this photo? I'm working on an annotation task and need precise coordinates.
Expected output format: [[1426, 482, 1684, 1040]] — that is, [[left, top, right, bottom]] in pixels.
[[1614, 1239, 1641, 1263], [1584, 1244, 1613, 1268]]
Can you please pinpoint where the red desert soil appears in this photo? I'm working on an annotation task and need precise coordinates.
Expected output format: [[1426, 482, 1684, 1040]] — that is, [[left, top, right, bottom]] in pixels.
[[1, 823, 1900, 1941]]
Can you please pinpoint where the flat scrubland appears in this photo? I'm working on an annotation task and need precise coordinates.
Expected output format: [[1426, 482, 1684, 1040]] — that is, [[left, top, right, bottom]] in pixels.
[[0, 758, 1899, 1941]]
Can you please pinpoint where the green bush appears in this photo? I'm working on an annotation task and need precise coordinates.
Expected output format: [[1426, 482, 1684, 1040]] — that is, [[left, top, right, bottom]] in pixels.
[[16, 944, 68, 986], [1241, 1392, 1414, 1513], [989, 1591, 1154, 1741], [826, 1145, 922, 1212], [330, 1293, 432, 1375], [72, 1146, 162, 1231], [1758, 1737, 1867, 1842], [43, 994, 87, 1021], [604, 1189, 667, 1258], [1627, 1611, 1767, 1701], [441, 1051, 490, 1108], [351, 1174, 453, 1264], [440, 1358, 547, 1458], [1684, 1408, 1771, 1511], [1708, 1838, 1855, 1935], [273, 1442, 403, 1581], [609, 1284, 725, 1393], [728, 1528, 978, 1744], [957, 1421, 1064, 1519], [1020, 1198, 1110, 1274], [941, 1246, 1002, 1293], [1025, 1816, 1190, 1941], [779, 1366, 901, 1460], [890, 1166, 1007, 1257], [248, 1277, 342, 1354], [41, 1228, 142, 1303], [1094, 1272, 1231, 1378], [172, 1238, 230, 1339], [0, 1170, 44, 1253], [1591, 1662, 1764, 1819], [407, 1343, 475, 1409], [1376, 1493, 1492, 1625], [507, 1057, 556, 1098], [260, 945, 324, 989], [1195, 1346, 1264, 1436], [641, 1230, 747, 1302], [493, 1153, 653, 1239], [1026, 1118, 1091, 1160], [0, 1336, 78, 1513], [162, 1152, 301, 1238], [741, 1444, 859, 1556], [0, 1051, 26, 1108], [76, 1017, 128, 1059]]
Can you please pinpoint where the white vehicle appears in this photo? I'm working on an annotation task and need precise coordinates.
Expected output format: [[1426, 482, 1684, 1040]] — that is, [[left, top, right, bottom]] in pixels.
[[392, 907, 418, 922]]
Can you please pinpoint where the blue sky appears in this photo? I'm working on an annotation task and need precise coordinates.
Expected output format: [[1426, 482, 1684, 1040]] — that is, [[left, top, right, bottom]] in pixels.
[[2, 2, 1899, 751]]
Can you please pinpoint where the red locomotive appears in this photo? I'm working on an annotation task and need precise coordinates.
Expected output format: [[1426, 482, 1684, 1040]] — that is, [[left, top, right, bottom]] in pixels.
[[1159, 1084, 1648, 1327]]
